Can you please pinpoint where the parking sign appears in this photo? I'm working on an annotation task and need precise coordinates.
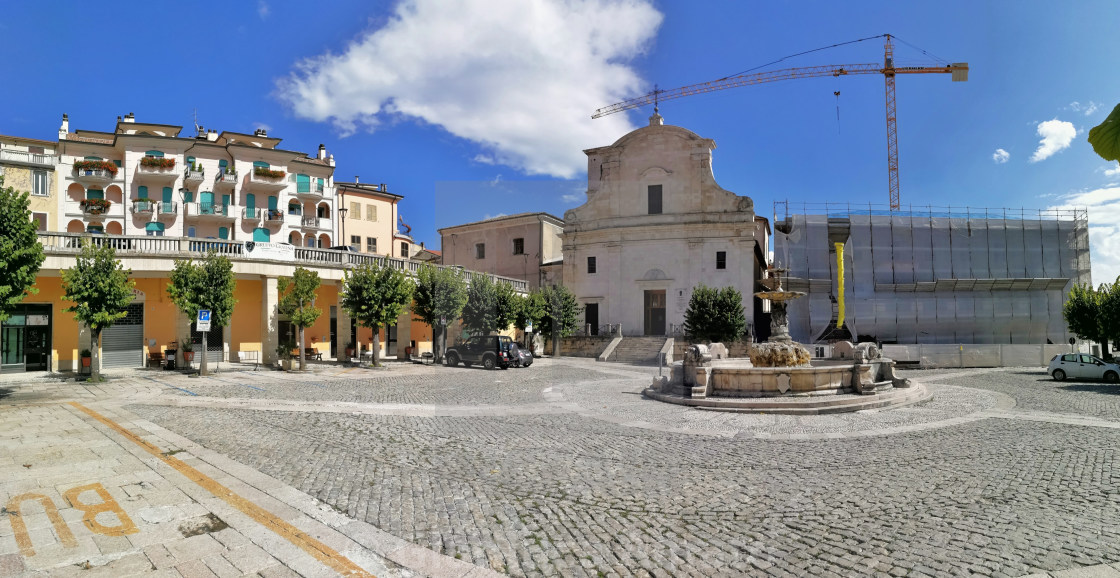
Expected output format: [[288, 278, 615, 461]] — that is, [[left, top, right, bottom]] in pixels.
[[197, 309, 212, 332]]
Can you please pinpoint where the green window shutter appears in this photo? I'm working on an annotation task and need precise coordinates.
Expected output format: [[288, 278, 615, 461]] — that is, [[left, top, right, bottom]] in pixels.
[[86, 188, 104, 200], [186, 156, 195, 164], [219, 159, 228, 168], [246, 194, 256, 211], [84, 156, 103, 161], [253, 228, 271, 242], [253, 161, 269, 169], [113, 160, 122, 168], [145, 150, 164, 157], [222, 194, 230, 207], [296, 174, 310, 193], [183, 190, 194, 203], [137, 186, 149, 199], [218, 227, 229, 240], [267, 195, 278, 210], [162, 187, 172, 202], [145, 222, 164, 232]]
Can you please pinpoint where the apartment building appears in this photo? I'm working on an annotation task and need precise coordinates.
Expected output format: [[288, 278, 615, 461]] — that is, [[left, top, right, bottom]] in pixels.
[[439, 212, 565, 290], [0, 134, 57, 231], [56, 113, 337, 246], [336, 180, 402, 255]]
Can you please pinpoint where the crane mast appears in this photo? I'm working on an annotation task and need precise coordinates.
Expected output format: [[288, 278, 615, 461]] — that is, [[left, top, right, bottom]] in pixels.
[[593, 34, 968, 210]]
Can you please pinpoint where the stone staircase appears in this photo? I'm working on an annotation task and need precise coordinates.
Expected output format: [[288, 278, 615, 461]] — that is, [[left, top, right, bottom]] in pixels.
[[605, 337, 669, 365]]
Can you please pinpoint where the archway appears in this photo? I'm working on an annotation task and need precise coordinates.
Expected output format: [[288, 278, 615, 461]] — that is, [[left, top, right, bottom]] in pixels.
[[106, 221, 123, 235], [66, 220, 85, 233]]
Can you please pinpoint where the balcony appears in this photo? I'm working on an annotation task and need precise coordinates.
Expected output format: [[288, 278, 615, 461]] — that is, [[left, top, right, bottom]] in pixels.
[[301, 216, 332, 231], [135, 156, 177, 182], [131, 200, 156, 216], [262, 209, 285, 227], [1, 149, 56, 167], [186, 202, 235, 221], [184, 166, 205, 183], [214, 169, 237, 188], [294, 178, 325, 201], [72, 161, 119, 186], [246, 167, 288, 191], [66, 198, 122, 219], [156, 201, 179, 219], [243, 207, 264, 222]]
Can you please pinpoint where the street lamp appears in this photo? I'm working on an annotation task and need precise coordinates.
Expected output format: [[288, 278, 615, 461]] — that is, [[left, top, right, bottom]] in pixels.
[[178, 187, 190, 236], [338, 206, 349, 250]]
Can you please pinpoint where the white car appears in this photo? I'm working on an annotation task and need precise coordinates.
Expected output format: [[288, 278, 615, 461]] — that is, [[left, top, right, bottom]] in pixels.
[[1049, 353, 1120, 383]]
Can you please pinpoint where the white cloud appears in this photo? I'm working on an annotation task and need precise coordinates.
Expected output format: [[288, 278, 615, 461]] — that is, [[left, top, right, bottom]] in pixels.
[[1102, 163, 1120, 177], [277, 0, 663, 178], [1030, 119, 1076, 163], [561, 192, 584, 204], [1048, 186, 1120, 285], [992, 148, 1009, 164], [1070, 101, 1100, 116], [257, 0, 270, 19]]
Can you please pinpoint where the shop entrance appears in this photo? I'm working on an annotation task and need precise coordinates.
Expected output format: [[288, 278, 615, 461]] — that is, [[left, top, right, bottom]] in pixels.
[[0, 304, 52, 373]]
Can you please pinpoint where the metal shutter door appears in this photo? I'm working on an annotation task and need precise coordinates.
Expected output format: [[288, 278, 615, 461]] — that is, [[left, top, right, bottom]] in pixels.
[[102, 303, 144, 369]]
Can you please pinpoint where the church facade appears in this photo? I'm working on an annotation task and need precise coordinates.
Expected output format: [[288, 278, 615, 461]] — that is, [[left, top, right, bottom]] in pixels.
[[562, 113, 769, 338]]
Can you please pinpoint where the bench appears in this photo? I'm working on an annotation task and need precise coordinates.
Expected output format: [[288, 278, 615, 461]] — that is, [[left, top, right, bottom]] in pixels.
[[420, 352, 435, 365], [147, 351, 165, 369], [304, 348, 323, 361], [237, 350, 260, 371]]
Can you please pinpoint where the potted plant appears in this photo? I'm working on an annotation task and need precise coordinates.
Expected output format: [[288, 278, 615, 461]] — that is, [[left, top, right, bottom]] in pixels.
[[345, 341, 355, 359], [80, 348, 92, 369], [140, 156, 176, 169], [253, 166, 286, 179], [181, 339, 194, 362], [79, 198, 112, 215], [73, 160, 119, 177], [276, 338, 296, 370]]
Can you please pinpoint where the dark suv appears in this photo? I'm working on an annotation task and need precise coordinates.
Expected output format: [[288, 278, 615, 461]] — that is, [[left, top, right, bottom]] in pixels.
[[445, 335, 514, 369]]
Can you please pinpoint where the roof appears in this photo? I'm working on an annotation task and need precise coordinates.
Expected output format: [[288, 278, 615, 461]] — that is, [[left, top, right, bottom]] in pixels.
[[66, 133, 113, 145], [0, 134, 57, 146], [337, 182, 403, 200], [438, 211, 565, 233]]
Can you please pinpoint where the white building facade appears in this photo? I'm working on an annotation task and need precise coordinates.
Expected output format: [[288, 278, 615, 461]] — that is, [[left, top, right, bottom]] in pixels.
[[562, 114, 768, 337]]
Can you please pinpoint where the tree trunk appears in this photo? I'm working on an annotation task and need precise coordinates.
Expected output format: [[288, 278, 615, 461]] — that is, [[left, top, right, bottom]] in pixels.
[[299, 326, 306, 371], [434, 324, 443, 362], [91, 329, 101, 382], [371, 326, 381, 367]]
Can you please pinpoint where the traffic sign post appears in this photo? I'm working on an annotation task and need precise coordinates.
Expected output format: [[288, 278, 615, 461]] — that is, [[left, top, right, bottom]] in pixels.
[[197, 310, 211, 375]]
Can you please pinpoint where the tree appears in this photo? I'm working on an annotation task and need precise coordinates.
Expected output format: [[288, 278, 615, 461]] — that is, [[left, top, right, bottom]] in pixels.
[[61, 240, 135, 381], [514, 289, 546, 348], [0, 176, 45, 327], [1099, 278, 1120, 359], [1088, 103, 1120, 162], [683, 284, 747, 343], [539, 285, 582, 355], [411, 264, 468, 361], [340, 263, 413, 367], [167, 252, 237, 375], [1064, 282, 1106, 355], [462, 274, 517, 336], [278, 267, 322, 371]]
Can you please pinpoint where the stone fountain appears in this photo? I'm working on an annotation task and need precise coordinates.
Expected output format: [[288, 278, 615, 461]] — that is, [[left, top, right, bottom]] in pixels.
[[645, 265, 927, 414]]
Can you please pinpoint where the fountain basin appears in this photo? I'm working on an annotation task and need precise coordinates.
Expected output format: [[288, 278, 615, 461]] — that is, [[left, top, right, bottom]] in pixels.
[[709, 364, 861, 397]]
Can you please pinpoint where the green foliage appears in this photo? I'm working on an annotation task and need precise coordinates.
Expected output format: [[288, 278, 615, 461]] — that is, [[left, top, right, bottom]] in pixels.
[[166, 252, 238, 327], [411, 264, 469, 360], [1088, 103, 1120, 162], [462, 274, 517, 335], [62, 240, 135, 381], [278, 267, 322, 370], [539, 285, 582, 338], [1063, 280, 1120, 358], [514, 290, 546, 332], [0, 176, 45, 323], [683, 284, 746, 343], [340, 263, 414, 366], [1100, 278, 1120, 357]]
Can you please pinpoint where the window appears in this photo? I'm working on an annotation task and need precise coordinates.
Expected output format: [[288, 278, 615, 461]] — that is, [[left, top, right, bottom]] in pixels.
[[716, 251, 727, 270], [187, 226, 196, 238], [137, 186, 149, 199], [218, 227, 229, 240], [144, 150, 164, 158], [351, 235, 361, 250], [350, 202, 360, 218], [513, 238, 525, 255], [647, 184, 662, 214], [401, 242, 409, 258], [587, 256, 597, 274], [288, 203, 301, 215], [476, 243, 485, 259], [367, 237, 377, 253], [1062, 354, 1077, 362], [145, 222, 165, 237], [366, 204, 377, 221], [32, 171, 48, 196], [31, 213, 47, 232]]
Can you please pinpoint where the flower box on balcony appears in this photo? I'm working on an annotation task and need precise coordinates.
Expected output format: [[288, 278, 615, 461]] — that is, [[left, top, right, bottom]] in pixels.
[[140, 156, 176, 169], [253, 167, 286, 179], [73, 160, 119, 177], [79, 198, 113, 215]]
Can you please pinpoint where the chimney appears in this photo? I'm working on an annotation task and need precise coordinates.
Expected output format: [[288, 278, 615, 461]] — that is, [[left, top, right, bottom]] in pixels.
[[254, 128, 267, 137], [59, 113, 69, 140], [318, 144, 326, 160], [207, 130, 218, 142], [328, 153, 334, 167], [380, 183, 387, 192], [124, 112, 135, 123], [355, 176, 360, 183]]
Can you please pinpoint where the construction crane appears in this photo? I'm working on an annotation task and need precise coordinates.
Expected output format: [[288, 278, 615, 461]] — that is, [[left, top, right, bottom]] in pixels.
[[592, 34, 968, 210]]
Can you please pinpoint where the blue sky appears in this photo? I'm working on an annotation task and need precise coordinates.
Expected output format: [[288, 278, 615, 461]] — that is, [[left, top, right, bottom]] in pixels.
[[2, 1, 1119, 282]]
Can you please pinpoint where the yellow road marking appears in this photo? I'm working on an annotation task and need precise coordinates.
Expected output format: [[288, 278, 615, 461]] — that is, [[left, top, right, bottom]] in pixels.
[[68, 402, 373, 577]]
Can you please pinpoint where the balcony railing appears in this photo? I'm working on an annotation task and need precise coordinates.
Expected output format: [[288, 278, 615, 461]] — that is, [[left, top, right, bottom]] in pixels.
[[186, 202, 233, 219], [295, 180, 325, 198], [156, 201, 178, 217], [35, 232, 530, 293], [0, 150, 56, 166], [243, 207, 262, 220], [214, 170, 237, 186], [72, 167, 116, 184], [301, 216, 330, 230], [184, 167, 204, 182], [132, 200, 155, 215], [263, 209, 285, 224]]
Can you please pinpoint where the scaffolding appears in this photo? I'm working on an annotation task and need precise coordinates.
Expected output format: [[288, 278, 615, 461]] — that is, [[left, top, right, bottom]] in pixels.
[[772, 202, 1092, 345]]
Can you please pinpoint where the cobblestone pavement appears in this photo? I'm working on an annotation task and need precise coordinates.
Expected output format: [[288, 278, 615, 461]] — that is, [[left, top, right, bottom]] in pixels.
[[83, 359, 1118, 577]]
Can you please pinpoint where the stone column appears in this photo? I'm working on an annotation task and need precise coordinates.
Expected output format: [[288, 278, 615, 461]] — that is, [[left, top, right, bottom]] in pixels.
[[336, 281, 352, 359], [396, 309, 412, 359], [261, 275, 279, 364]]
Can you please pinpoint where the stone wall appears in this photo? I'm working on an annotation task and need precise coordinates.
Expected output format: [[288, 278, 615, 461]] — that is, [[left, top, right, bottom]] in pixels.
[[673, 340, 751, 359], [549, 336, 614, 358]]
